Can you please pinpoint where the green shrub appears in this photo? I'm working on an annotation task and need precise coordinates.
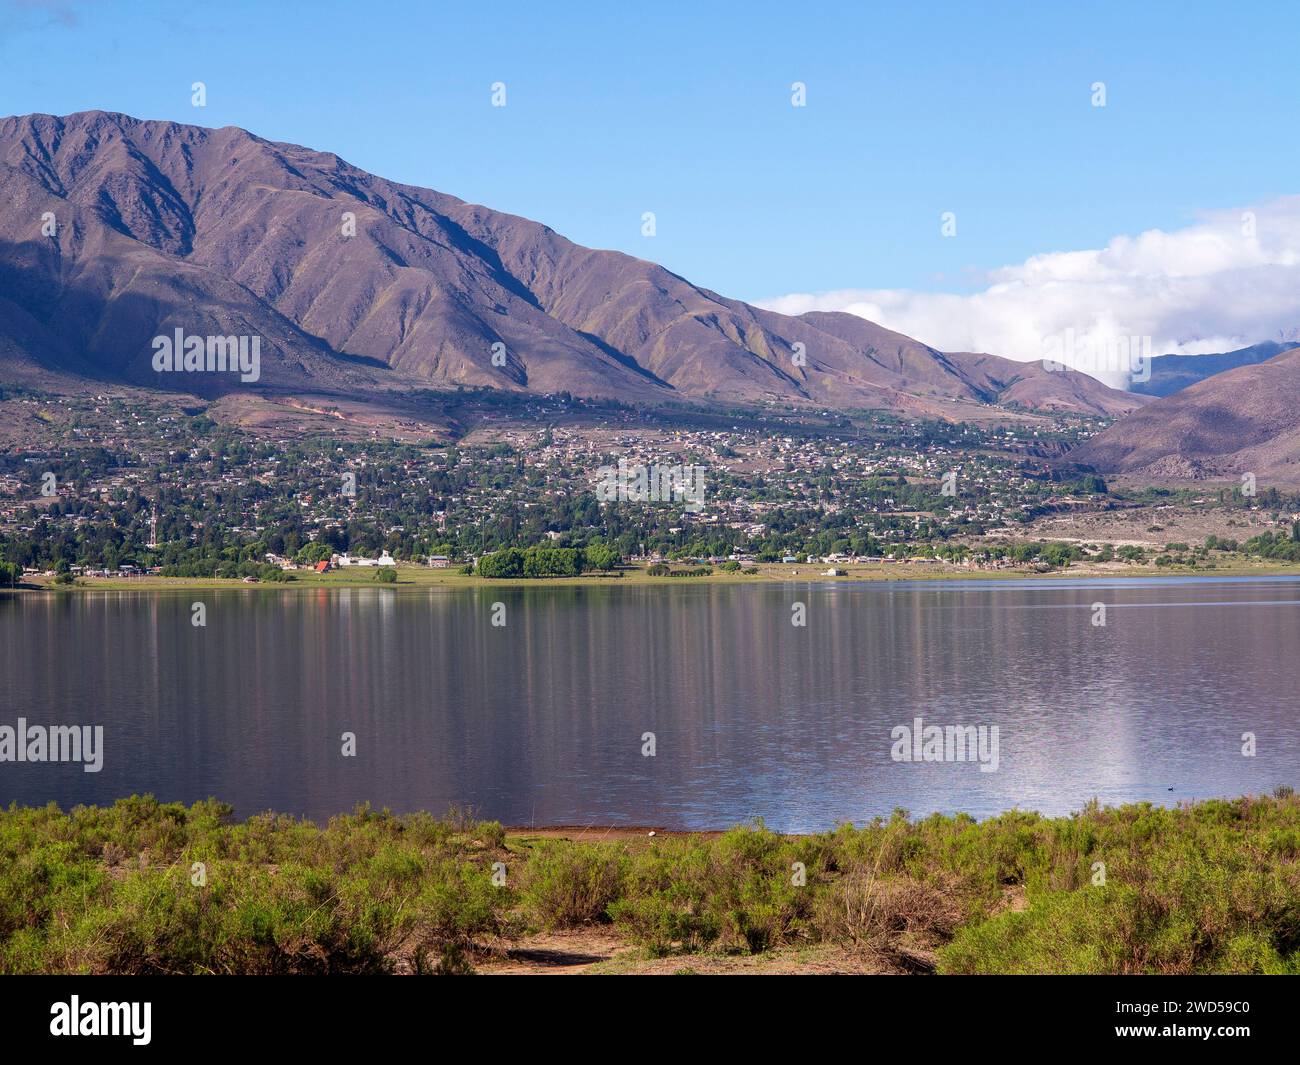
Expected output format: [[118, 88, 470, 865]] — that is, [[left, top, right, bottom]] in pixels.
[[0, 799, 512, 974], [6, 793, 1300, 974], [519, 842, 628, 928]]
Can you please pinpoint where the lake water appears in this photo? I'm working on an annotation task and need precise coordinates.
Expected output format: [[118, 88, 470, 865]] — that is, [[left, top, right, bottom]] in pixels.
[[2, 577, 1298, 832]]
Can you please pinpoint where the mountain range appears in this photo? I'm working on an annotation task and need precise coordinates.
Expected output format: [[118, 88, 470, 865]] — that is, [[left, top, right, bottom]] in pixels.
[[1129, 341, 1295, 398], [0, 111, 1144, 421], [1068, 345, 1300, 483]]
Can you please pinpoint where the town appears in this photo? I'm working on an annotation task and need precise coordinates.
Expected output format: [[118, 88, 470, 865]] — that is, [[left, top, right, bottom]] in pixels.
[[2, 387, 1299, 583]]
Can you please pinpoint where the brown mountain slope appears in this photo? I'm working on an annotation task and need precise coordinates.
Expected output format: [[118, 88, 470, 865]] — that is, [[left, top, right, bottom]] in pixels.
[[0, 111, 651, 400], [1067, 346, 1300, 483], [944, 351, 1150, 416], [0, 110, 1143, 416]]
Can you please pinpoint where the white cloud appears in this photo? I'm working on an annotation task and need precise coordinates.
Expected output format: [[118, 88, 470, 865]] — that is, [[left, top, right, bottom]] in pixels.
[[758, 198, 1300, 387]]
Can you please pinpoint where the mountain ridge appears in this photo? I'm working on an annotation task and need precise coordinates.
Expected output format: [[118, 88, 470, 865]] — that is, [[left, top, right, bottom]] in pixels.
[[1130, 341, 1294, 398], [1068, 345, 1300, 484], [0, 110, 1145, 419]]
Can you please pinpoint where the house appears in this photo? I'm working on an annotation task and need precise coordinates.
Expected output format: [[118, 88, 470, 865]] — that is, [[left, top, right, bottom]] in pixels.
[[377, 551, 396, 566], [314, 560, 331, 574], [427, 555, 450, 568]]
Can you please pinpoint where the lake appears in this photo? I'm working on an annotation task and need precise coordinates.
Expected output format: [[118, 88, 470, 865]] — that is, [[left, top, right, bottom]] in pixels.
[[1, 576, 1297, 832]]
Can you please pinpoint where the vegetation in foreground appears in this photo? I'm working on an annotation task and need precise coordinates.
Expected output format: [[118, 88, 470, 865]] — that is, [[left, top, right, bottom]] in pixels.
[[3, 792, 1299, 975]]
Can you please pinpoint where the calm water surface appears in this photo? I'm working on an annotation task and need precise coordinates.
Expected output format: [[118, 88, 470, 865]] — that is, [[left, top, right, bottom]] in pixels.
[[2, 577, 1298, 831]]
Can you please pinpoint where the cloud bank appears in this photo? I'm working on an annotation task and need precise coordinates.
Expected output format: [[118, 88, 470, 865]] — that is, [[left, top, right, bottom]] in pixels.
[[758, 198, 1300, 387]]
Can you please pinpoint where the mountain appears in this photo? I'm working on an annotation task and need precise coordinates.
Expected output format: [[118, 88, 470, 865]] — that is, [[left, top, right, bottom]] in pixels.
[[1129, 341, 1293, 398], [0, 110, 1144, 418], [1067, 345, 1300, 483], [940, 350, 1147, 416]]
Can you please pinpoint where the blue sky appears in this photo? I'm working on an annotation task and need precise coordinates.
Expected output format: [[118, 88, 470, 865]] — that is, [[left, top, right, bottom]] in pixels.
[[3, 0, 1297, 359]]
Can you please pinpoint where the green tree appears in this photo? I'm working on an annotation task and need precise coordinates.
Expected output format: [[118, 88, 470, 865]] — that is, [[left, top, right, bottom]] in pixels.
[[477, 549, 526, 578], [583, 544, 620, 571], [523, 547, 582, 578]]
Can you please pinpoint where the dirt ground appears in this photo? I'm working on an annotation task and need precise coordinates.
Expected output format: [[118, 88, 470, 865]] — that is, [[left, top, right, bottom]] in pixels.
[[1027, 501, 1290, 548], [478, 827, 881, 974], [474, 930, 889, 975]]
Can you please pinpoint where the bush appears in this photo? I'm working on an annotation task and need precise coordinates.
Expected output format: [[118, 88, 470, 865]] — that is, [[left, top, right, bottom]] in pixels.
[[0, 799, 512, 975], [608, 825, 815, 956], [519, 843, 628, 928], [816, 872, 961, 971], [608, 895, 723, 957], [7, 793, 1300, 974]]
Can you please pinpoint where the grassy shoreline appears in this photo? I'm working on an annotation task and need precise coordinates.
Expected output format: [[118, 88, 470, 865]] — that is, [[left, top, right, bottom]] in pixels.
[[4, 792, 1298, 975], [11, 558, 1300, 593]]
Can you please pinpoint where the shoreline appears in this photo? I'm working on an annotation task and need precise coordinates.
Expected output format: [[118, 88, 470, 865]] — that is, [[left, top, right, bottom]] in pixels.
[[10, 559, 1300, 593]]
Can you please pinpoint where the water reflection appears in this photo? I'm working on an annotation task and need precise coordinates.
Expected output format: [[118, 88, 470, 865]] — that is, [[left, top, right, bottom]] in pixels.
[[0, 577, 1296, 831]]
